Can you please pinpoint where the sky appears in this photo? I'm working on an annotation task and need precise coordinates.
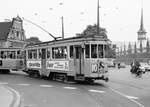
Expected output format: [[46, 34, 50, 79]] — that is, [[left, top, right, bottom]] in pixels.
[[1, 0, 150, 43]]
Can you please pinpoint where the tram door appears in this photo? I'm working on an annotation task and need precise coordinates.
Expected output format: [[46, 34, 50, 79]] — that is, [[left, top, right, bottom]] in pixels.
[[74, 45, 84, 79], [41, 48, 46, 75]]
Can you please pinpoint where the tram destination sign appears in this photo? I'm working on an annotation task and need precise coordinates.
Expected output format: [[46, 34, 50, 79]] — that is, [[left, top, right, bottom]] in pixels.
[[27, 61, 41, 68], [46, 61, 69, 71]]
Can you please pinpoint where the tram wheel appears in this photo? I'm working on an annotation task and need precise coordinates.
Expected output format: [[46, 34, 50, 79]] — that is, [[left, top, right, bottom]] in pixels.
[[2, 69, 10, 74], [63, 75, 68, 83]]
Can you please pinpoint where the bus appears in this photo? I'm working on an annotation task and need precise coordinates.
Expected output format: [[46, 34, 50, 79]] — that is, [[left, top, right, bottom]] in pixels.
[[23, 35, 111, 82], [0, 47, 24, 73]]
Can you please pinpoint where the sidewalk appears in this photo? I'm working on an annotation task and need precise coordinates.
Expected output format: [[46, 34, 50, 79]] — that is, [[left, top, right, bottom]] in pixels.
[[0, 85, 20, 107]]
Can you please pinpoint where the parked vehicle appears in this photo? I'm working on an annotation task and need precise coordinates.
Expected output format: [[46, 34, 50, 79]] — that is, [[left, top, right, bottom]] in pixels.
[[117, 62, 126, 69], [139, 62, 150, 72], [120, 62, 126, 68]]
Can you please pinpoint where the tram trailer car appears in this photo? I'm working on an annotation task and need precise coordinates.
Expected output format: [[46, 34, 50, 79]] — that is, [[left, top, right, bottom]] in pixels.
[[23, 35, 110, 82], [0, 48, 24, 73]]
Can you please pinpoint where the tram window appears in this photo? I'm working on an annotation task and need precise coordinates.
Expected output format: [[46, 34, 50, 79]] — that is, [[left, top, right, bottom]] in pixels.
[[47, 48, 51, 59], [0, 51, 5, 59], [17, 51, 21, 59], [70, 46, 74, 58], [98, 44, 103, 58], [1, 51, 7, 59], [8, 51, 16, 59], [38, 49, 42, 59], [85, 44, 90, 58], [91, 44, 97, 58], [28, 50, 37, 59], [52, 46, 67, 59], [75, 47, 80, 59]]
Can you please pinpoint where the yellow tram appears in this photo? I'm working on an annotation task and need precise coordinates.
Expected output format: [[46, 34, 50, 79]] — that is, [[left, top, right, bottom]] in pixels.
[[23, 35, 111, 82], [0, 47, 24, 73]]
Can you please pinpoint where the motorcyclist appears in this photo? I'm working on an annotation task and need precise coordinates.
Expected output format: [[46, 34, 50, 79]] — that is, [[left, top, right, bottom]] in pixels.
[[130, 60, 141, 74]]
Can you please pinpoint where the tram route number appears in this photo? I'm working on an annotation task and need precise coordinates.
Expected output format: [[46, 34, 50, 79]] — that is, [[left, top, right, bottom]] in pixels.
[[92, 64, 98, 73]]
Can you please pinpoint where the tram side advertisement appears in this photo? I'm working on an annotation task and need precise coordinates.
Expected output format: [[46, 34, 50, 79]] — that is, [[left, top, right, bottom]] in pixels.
[[27, 61, 41, 69], [46, 61, 69, 71]]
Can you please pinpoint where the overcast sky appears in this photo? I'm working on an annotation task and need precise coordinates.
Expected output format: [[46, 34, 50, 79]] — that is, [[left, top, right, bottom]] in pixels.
[[1, 0, 149, 42]]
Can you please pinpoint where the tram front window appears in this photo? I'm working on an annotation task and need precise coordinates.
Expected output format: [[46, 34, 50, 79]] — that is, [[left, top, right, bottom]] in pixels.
[[91, 44, 97, 58], [98, 44, 103, 58], [85, 44, 90, 58]]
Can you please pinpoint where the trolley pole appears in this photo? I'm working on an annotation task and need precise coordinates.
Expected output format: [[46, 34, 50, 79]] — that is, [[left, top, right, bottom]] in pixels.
[[22, 17, 61, 40]]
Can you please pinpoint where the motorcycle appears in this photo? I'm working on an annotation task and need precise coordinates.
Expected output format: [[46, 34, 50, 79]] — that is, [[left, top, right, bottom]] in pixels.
[[130, 66, 144, 77]]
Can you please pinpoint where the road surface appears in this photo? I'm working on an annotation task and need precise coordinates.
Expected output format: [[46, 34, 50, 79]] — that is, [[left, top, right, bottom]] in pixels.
[[0, 66, 149, 107]]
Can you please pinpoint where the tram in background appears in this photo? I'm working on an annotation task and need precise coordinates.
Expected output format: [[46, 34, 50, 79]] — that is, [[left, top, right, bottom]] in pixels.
[[0, 47, 24, 73], [23, 35, 111, 82]]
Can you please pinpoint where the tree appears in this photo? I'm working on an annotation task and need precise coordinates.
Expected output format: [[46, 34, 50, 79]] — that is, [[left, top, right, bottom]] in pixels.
[[123, 43, 126, 55], [77, 24, 107, 38], [134, 42, 137, 54], [146, 39, 150, 53], [128, 42, 132, 54], [26, 37, 42, 44], [140, 41, 143, 53]]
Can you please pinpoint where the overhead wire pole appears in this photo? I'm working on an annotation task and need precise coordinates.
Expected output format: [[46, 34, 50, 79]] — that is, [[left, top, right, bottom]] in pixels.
[[61, 16, 64, 39], [22, 17, 61, 40], [97, 0, 100, 36]]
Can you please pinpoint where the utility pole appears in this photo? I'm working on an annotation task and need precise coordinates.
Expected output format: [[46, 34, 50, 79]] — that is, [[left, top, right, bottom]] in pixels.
[[61, 16, 64, 39], [97, 0, 100, 36]]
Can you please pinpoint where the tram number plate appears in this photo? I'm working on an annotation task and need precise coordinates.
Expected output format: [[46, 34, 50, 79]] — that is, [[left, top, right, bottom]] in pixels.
[[91, 64, 98, 73]]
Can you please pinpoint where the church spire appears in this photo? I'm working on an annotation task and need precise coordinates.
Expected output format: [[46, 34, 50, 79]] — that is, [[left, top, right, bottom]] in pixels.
[[137, 0, 146, 42], [140, 8, 144, 31]]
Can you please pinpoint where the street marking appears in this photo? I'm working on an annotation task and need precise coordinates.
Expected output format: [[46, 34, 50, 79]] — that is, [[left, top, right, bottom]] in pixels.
[[6, 86, 21, 107], [63, 87, 77, 89], [89, 89, 105, 93], [0, 82, 8, 85], [109, 87, 144, 107], [126, 95, 139, 100], [40, 85, 53, 88], [16, 84, 31, 86]]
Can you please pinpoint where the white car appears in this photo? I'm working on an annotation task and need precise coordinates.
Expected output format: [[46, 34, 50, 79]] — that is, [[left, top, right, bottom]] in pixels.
[[139, 62, 150, 72]]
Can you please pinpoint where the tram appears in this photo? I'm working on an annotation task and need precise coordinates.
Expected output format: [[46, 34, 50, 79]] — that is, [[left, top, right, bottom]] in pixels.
[[0, 47, 24, 73], [23, 35, 110, 82]]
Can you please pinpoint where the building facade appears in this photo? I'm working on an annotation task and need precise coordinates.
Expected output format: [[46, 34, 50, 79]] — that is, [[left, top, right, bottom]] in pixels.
[[0, 16, 26, 48]]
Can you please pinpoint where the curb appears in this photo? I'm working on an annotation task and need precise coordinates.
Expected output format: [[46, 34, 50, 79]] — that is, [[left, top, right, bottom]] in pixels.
[[5, 86, 21, 107]]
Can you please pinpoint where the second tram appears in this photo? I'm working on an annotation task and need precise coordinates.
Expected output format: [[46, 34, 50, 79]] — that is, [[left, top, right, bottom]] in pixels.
[[0, 47, 24, 73], [23, 35, 110, 82]]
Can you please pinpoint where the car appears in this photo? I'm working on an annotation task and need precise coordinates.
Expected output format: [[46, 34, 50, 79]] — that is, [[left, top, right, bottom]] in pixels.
[[119, 62, 126, 68], [139, 62, 150, 72], [107, 62, 115, 67]]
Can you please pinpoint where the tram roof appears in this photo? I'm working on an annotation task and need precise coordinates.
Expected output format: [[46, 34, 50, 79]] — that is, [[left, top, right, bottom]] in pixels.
[[0, 47, 22, 50], [26, 35, 112, 48]]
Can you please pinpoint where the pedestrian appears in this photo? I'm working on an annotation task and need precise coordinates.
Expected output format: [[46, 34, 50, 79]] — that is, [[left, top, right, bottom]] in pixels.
[[118, 63, 120, 69]]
